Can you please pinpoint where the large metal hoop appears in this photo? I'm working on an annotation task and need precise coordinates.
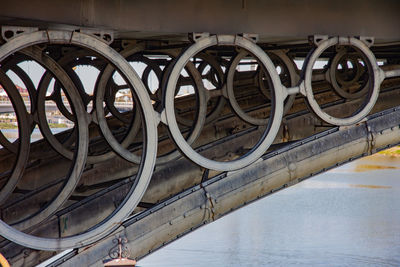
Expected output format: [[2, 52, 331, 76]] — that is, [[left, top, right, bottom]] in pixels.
[[96, 45, 207, 165], [328, 48, 369, 99], [0, 70, 30, 204], [0, 30, 157, 251], [164, 35, 284, 171], [302, 37, 381, 126]]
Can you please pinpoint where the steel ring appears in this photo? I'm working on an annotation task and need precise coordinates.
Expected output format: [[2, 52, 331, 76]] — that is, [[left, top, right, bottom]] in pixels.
[[4, 45, 89, 232], [0, 70, 30, 204], [164, 35, 284, 171], [195, 53, 226, 125], [0, 30, 157, 251], [329, 49, 369, 99], [96, 46, 206, 165], [226, 50, 268, 126], [303, 37, 381, 126]]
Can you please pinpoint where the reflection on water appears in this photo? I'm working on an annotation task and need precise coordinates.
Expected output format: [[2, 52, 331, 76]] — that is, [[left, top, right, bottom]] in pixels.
[[349, 184, 392, 189], [140, 154, 400, 267], [354, 164, 399, 172]]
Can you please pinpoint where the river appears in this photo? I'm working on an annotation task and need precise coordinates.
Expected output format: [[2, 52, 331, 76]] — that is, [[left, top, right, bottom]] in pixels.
[[139, 152, 400, 266]]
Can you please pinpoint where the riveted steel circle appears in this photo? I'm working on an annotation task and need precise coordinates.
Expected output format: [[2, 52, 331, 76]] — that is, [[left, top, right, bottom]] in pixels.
[[0, 30, 157, 251], [164, 35, 284, 171], [303, 37, 381, 126], [0, 70, 30, 204], [329, 49, 368, 99]]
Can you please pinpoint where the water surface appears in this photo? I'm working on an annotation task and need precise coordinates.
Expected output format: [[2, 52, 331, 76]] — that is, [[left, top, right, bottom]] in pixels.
[[140, 154, 400, 266]]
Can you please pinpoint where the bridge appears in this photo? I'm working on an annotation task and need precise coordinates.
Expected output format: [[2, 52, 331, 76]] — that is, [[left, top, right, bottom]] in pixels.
[[0, 1, 400, 266]]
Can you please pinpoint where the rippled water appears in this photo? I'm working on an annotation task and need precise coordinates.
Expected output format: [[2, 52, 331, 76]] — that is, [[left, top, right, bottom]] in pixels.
[[140, 154, 400, 266]]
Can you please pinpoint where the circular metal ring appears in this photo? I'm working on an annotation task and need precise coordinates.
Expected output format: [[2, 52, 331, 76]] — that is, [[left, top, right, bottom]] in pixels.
[[96, 46, 206, 165], [303, 37, 381, 126], [0, 54, 38, 154], [227, 49, 297, 126], [160, 49, 207, 129], [0, 30, 157, 251], [41, 48, 142, 165], [329, 49, 369, 99], [0, 70, 30, 204], [164, 35, 284, 171], [195, 53, 226, 125], [226, 49, 269, 126], [4, 45, 89, 232]]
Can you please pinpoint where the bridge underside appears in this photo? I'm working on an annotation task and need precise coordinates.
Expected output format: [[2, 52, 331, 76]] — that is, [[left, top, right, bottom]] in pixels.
[[4, 102, 400, 266], [0, 0, 400, 42], [53, 105, 400, 266], [0, 1, 399, 266]]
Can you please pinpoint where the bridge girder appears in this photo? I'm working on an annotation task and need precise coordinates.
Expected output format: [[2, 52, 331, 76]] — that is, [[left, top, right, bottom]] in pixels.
[[0, 1, 400, 42], [53, 106, 400, 266], [0, 21, 399, 266]]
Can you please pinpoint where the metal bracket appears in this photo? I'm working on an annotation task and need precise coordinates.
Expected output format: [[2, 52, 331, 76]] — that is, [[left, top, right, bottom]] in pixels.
[[221, 84, 228, 98], [200, 184, 216, 221], [378, 67, 386, 83], [365, 121, 376, 155], [240, 33, 259, 43], [338, 36, 352, 46], [158, 109, 167, 125], [285, 86, 300, 96], [121, 39, 138, 49], [1, 26, 38, 42], [189, 32, 210, 43], [359, 36, 374, 47], [298, 81, 307, 96], [309, 35, 328, 46], [78, 28, 114, 45], [216, 34, 236, 45]]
